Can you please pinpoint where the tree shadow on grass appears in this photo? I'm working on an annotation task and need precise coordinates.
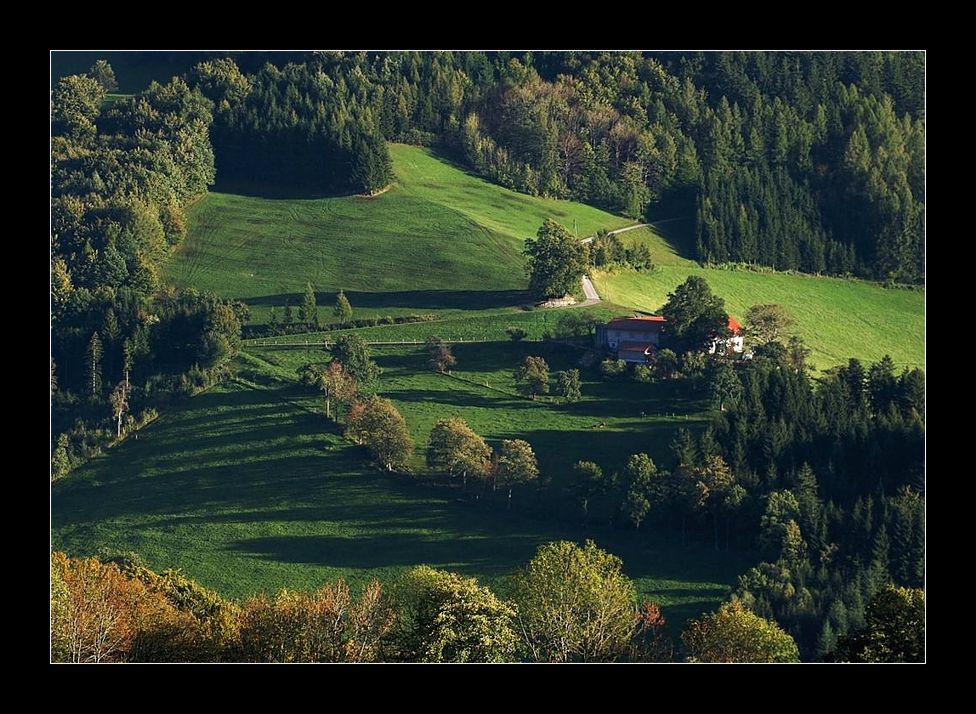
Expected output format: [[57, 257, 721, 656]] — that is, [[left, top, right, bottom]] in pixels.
[[210, 178, 355, 201], [247, 289, 531, 312]]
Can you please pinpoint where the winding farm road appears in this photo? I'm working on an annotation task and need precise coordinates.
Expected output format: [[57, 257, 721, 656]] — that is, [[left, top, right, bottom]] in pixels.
[[577, 223, 649, 306]]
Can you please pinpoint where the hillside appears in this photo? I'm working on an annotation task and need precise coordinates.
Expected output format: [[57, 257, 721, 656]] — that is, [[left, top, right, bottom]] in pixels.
[[52, 374, 744, 627], [163, 144, 633, 325], [594, 262, 924, 373]]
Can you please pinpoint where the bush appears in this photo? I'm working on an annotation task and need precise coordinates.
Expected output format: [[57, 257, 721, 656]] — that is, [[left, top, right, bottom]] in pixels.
[[600, 359, 628, 379], [632, 364, 652, 383], [507, 326, 528, 342]]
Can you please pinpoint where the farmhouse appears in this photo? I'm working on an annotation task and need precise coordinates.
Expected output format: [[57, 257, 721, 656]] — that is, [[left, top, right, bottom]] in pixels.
[[595, 314, 744, 363]]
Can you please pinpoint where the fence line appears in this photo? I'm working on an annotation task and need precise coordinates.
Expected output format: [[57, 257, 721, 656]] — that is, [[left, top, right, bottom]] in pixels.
[[244, 337, 541, 349]]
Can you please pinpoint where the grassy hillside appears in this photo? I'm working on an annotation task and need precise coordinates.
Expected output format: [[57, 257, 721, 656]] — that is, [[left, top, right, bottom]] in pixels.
[[163, 145, 633, 325], [249, 341, 710, 479], [595, 266, 924, 373], [52, 376, 744, 628]]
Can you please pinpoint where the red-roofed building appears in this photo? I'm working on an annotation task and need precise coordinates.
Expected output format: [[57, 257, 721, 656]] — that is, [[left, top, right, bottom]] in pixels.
[[596, 316, 668, 363], [709, 316, 744, 355], [596, 313, 744, 362]]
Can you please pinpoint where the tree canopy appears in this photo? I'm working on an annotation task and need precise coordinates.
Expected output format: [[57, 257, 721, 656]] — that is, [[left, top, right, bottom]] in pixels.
[[523, 219, 587, 300], [509, 540, 638, 662], [662, 276, 729, 353], [682, 600, 800, 663]]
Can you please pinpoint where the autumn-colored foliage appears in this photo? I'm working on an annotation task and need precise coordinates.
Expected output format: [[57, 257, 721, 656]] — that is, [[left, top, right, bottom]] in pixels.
[[237, 579, 395, 662]]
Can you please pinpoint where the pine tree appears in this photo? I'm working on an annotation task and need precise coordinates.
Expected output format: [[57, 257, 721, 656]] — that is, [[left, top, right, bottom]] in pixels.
[[300, 282, 318, 327], [85, 331, 103, 401], [334, 289, 353, 323]]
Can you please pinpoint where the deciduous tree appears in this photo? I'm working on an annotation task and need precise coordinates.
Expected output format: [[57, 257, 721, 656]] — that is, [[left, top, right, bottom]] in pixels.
[[331, 334, 381, 390], [831, 585, 924, 662], [510, 540, 638, 662], [524, 219, 587, 300], [345, 396, 413, 471], [426, 336, 457, 373], [662, 276, 729, 353], [321, 361, 357, 421], [396, 566, 518, 662], [556, 369, 582, 402], [493, 439, 539, 504], [682, 600, 800, 662], [110, 381, 129, 438], [426, 417, 491, 486], [515, 355, 549, 399]]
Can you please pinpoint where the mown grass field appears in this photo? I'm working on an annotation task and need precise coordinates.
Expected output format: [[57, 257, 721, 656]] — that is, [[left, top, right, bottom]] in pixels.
[[163, 145, 634, 326], [52, 375, 744, 628]]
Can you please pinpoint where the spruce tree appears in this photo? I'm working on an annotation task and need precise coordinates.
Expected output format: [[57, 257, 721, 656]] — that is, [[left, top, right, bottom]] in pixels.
[[334, 289, 353, 323], [85, 331, 103, 400], [300, 282, 318, 327]]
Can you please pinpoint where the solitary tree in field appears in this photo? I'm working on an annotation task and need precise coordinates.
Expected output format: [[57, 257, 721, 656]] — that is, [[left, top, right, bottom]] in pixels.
[[426, 417, 491, 486], [86, 331, 103, 401], [492, 439, 539, 505], [334, 289, 353, 323], [300, 282, 318, 327], [622, 453, 659, 530], [515, 356, 550, 399], [682, 600, 800, 663], [426, 336, 457, 373], [110, 381, 129, 438], [524, 219, 587, 300]]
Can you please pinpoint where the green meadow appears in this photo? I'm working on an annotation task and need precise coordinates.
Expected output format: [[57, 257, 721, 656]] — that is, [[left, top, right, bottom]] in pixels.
[[163, 144, 633, 326], [54, 141, 922, 630], [52, 374, 744, 628]]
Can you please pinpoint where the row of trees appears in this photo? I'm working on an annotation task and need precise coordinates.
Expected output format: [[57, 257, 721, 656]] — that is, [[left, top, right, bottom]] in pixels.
[[427, 418, 538, 504], [71, 538, 921, 662]]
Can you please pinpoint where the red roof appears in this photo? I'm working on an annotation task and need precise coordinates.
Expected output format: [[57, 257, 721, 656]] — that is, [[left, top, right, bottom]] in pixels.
[[607, 316, 666, 332], [608, 314, 741, 335], [618, 342, 655, 354]]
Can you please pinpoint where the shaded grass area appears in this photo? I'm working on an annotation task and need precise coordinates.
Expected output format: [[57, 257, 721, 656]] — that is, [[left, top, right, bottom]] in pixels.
[[52, 379, 747, 627], [243, 304, 623, 345], [595, 266, 924, 372], [249, 340, 711, 487]]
